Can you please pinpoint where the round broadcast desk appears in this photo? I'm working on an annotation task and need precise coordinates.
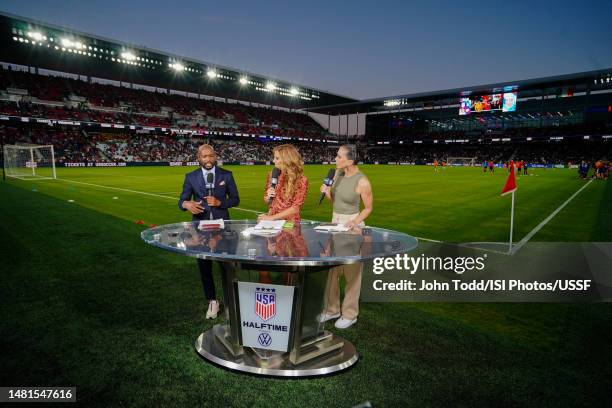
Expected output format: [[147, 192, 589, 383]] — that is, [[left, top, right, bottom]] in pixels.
[[141, 220, 418, 377]]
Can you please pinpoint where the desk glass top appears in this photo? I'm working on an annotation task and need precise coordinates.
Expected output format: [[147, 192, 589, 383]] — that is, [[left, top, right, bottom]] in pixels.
[[141, 220, 418, 266]]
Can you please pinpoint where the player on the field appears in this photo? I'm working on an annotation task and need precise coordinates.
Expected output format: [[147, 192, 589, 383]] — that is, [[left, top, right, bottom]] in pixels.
[[433, 159, 439, 173], [578, 161, 589, 179], [488, 160, 494, 174], [595, 160, 604, 180]]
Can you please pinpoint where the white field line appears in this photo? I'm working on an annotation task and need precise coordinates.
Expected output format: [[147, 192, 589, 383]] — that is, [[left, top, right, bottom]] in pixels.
[[414, 236, 512, 256], [457, 244, 513, 256], [510, 179, 594, 254]]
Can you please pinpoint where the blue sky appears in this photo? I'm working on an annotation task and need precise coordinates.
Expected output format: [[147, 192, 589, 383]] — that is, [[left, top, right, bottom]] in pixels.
[[2, 0, 612, 99]]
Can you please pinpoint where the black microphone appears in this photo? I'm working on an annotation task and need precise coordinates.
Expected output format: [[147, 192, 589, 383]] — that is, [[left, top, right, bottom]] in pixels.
[[206, 172, 215, 197], [318, 169, 336, 205], [206, 172, 215, 220], [268, 167, 281, 206]]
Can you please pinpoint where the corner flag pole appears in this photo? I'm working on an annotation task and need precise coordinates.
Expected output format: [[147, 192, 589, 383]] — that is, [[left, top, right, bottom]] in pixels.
[[501, 160, 517, 254], [509, 190, 515, 253]]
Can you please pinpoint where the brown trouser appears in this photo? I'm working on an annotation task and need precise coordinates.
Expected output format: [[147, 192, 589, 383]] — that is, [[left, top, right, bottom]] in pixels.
[[324, 212, 364, 320]]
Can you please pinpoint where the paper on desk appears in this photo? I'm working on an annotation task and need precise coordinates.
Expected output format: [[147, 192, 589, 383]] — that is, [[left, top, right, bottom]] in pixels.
[[254, 220, 286, 230], [314, 224, 350, 232], [242, 226, 282, 237], [198, 219, 225, 230]]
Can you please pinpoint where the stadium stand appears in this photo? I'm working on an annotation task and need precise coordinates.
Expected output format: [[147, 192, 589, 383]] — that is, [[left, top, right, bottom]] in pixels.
[[1, 67, 610, 167], [0, 68, 330, 139]]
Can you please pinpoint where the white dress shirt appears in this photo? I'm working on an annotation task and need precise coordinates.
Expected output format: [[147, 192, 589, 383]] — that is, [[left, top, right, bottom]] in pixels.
[[201, 165, 216, 185]]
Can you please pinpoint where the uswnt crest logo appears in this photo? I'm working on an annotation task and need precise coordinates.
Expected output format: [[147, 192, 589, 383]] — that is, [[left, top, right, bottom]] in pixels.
[[255, 287, 276, 321]]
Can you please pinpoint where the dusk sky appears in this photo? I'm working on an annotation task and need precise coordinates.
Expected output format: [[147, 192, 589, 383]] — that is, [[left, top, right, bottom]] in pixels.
[[2, 0, 612, 100]]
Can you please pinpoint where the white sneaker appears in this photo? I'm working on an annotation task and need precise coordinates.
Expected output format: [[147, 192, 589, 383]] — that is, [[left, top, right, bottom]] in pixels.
[[334, 317, 357, 329], [317, 312, 340, 323], [206, 300, 219, 320]]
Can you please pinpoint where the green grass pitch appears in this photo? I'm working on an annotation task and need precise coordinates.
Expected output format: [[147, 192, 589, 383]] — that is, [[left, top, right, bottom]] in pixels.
[[1, 164, 611, 406]]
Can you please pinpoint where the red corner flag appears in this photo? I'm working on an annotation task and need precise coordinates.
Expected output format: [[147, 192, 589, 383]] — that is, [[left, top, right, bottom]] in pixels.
[[501, 160, 517, 196]]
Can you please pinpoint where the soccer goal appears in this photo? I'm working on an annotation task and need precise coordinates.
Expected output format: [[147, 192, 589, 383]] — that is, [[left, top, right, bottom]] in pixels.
[[3, 144, 57, 180], [447, 157, 477, 167]]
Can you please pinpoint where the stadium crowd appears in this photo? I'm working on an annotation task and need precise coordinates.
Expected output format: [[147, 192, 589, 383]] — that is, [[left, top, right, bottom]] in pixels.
[[1, 123, 609, 168], [0, 68, 329, 139], [363, 139, 612, 166], [0, 125, 336, 163]]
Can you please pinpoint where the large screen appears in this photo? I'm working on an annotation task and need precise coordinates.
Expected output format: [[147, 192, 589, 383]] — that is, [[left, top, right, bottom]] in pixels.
[[459, 91, 517, 115]]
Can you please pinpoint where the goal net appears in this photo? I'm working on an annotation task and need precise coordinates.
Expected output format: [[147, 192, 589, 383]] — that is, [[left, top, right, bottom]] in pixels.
[[447, 157, 477, 167], [3, 144, 57, 179]]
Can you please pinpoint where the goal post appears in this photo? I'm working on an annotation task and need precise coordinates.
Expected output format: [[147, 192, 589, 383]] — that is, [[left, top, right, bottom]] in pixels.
[[3, 144, 57, 179], [447, 157, 477, 167]]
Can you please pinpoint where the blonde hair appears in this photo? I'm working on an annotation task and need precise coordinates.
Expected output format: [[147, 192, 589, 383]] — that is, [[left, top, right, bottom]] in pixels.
[[273, 144, 304, 199]]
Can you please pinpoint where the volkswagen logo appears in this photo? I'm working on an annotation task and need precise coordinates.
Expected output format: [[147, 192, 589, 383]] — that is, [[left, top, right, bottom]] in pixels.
[[257, 332, 272, 347]]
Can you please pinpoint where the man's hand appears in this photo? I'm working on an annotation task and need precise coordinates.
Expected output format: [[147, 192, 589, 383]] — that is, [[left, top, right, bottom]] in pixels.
[[320, 185, 330, 195], [205, 196, 221, 207], [182, 200, 204, 215]]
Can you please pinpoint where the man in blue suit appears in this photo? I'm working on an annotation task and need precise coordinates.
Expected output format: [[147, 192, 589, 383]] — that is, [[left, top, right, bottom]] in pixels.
[[178, 144, 240, 319]]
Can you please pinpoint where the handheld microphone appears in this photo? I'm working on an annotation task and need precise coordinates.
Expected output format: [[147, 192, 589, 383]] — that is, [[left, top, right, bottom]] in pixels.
[[268, 167, 281, 206], [206, 172, 215, 220], [206, 172, 215, 196], [318, 169, 336, 205]]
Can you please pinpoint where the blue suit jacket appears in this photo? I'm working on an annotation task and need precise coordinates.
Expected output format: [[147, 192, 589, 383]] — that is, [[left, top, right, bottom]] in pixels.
[[178, 166, 240, 221]]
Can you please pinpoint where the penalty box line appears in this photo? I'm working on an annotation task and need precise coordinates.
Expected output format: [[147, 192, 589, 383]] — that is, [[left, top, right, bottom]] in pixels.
[[510, 178, 594, 255]]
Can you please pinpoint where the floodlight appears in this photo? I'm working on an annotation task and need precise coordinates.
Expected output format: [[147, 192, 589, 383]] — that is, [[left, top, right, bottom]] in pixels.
[[27, 31, 43, 41], [170, 63, 185, 71]]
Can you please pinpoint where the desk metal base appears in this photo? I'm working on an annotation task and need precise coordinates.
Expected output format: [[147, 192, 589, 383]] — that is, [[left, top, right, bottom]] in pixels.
[[195, 330, 358, 377]]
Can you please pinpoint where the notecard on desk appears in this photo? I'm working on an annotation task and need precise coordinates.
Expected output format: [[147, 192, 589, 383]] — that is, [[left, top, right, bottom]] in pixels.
[[198, 219, 225, 230], [242, 227, 282, 237], [314, 224, 350, 232], [254, 220, 286, 230]]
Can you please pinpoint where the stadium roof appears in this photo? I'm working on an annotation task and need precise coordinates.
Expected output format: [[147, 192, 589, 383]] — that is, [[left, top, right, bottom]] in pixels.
[[0, 11, 357, 109], [306, 67, 612, 114]]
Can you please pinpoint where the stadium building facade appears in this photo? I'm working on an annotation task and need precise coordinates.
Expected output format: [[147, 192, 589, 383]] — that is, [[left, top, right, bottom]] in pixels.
[[307, 69, 612, 148]]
